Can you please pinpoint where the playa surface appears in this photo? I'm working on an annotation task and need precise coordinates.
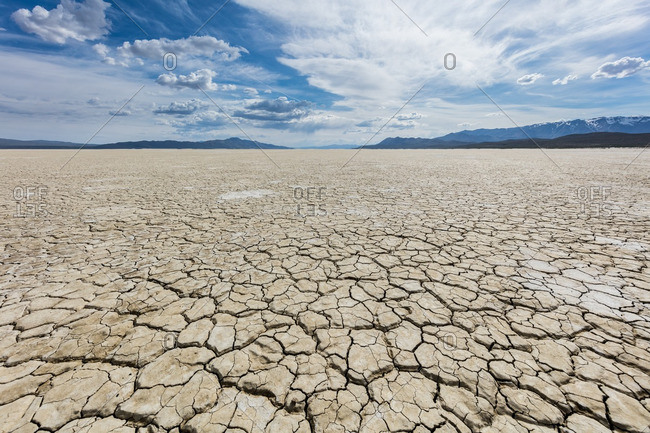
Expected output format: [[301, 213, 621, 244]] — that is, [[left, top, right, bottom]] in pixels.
[[1, 149, 649, 432]]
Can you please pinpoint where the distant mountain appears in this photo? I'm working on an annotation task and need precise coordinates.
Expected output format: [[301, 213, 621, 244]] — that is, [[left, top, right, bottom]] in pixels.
[[302, 144, 359, 149], [369, 132, 650, 149], [0, 137, 288, 149], [94, 138, 288, 149], [438, 116, 650, 143], [0, 138, 80, 149], [368, 137, 461, 149], [3, 116, 650, 150]]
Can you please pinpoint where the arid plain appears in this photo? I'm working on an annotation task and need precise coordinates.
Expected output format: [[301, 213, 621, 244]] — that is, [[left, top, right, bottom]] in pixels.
[[1, 149, 649, 433]]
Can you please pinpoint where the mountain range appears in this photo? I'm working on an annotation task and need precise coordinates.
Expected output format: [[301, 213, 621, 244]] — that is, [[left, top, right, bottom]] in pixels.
[[433, 116, 650, 143], [368, 132, 650, 149], [1, 116, 649, 149], [0, 137, 287, 150]]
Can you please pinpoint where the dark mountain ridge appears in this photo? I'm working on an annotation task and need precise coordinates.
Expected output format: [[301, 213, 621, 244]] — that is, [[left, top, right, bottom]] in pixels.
[[368, 132, 650, 149]]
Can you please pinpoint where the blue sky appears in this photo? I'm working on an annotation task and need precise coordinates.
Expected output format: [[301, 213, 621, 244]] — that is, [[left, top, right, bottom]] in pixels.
[[1, 0, 650, 147]]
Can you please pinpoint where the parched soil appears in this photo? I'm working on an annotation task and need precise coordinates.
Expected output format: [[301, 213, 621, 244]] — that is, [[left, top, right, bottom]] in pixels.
[[1, 149, 649, 433]]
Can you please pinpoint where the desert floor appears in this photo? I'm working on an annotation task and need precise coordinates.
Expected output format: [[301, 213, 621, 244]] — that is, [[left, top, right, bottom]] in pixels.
[[1, 149, 649, 433]]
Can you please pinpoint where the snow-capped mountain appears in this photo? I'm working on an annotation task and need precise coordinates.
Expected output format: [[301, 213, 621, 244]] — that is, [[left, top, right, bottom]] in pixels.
[[438, 116, 650, 143]]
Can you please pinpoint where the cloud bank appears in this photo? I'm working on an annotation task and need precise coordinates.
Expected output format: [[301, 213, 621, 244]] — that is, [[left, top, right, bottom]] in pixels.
[[592, 57, 650, 79], [12, 0, 110, 44]]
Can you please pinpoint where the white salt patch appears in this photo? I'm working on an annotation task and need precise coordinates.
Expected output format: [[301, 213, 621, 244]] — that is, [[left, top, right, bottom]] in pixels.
[[595, 236, 648, 252], [218, 189, 274, 201]]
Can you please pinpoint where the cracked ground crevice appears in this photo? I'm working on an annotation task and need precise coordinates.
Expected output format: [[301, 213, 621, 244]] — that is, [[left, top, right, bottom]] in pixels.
[[1, 149, 649, 433]]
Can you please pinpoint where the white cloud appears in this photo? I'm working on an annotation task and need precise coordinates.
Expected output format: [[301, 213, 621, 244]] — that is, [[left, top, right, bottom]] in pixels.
[[234, 97, 311, 122], [221, 84, 237, 91], [156, 69, 218, 90], [591, 56, 650, 79], [12, 0, 110, 44], [92, 43, 109, 57], [109, 109, 131, 117], [517, 73, 544, 85], [287, 113, 350, 132], [391, 112, 424, 129], [154, 99, 208, 115], [234, 0, 649, 106], [117, 36, 246, 61], [167, 110, 229, 130], [552, 74, 578, 85], [396, 112, 422, 121]]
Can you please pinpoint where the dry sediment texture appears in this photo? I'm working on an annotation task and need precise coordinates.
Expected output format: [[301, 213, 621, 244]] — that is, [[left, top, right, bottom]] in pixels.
[[0, 149, 649, 433]]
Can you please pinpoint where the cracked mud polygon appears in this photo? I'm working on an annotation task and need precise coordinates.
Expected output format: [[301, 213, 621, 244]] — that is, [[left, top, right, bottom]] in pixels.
[[1, 149, 649, 432]]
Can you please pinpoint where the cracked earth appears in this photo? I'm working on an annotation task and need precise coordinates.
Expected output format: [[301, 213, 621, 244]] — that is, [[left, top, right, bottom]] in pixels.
[[1, 149, 649, 433]]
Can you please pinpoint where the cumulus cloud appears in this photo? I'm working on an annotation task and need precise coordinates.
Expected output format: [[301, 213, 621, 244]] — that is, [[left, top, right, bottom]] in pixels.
[[356, 118, 381, 128], [234, 0, 649, 108], [246, 97, 310, 114], [286, 113, 350, 132], [390, 112, 423, 130], [117, 36, 246, 61], [356, 112, 422, 130], [396, 112, 422, 121], [156, 69, 218, 90], [92, 43, 109, 57], [591, 57, 650, 79], [12, 0, 110, 44], [165, 110, 229, 130], [234, 97, 311, 121], [553, 74, 578, 85], [108, 109, 131, 117], [517, 73, 544, 86], [154, 99, 208, 115]]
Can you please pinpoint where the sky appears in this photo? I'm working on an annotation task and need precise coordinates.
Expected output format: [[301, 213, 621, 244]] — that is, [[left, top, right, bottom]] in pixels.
[[1, 0, 650, 147]]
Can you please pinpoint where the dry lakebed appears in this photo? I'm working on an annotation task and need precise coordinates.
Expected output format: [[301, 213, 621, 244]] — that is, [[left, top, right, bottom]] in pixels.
[[0, 149, 649, 433]]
